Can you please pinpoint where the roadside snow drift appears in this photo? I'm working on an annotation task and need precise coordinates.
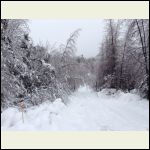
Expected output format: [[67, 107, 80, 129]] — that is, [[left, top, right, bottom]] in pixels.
[[1, 86, 149, 131]]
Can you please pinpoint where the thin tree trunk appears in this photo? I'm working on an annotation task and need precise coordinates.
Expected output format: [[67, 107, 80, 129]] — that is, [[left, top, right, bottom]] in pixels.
[[136, 19, 149, 99]]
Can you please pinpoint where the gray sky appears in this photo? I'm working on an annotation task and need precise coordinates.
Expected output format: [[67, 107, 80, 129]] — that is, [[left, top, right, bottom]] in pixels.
[[28, 19, 105, 58]]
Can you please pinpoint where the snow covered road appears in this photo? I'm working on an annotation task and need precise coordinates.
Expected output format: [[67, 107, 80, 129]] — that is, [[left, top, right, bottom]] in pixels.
[[1, 86, 149, 131]]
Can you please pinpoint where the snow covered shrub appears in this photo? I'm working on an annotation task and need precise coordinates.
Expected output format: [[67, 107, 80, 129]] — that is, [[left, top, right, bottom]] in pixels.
[[1, 19, 69, 111]]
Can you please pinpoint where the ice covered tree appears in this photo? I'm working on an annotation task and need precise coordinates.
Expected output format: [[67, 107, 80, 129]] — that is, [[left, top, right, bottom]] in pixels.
[[97, 19, 121, 89], [1, 19, 29, 109]]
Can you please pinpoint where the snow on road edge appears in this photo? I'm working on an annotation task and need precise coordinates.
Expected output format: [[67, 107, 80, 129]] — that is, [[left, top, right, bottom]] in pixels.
[[1, 86, 149, 131]]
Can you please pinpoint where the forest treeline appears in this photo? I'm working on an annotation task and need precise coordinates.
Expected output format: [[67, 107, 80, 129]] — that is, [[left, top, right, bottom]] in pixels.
[[96, 20, 149, 99], [1, 19, 149, 111]]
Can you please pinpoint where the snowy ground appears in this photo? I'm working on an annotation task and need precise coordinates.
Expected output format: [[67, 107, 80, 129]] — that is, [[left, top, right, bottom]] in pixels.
[[1, 86, 149, 131]]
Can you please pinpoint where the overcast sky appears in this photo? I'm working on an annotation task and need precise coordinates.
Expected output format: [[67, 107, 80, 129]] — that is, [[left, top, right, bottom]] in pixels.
[[28, 19, 105, 58]]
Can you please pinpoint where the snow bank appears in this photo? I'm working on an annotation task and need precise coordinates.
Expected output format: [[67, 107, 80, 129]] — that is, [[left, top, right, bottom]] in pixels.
[[1, 98, 66, 131], [1, 86, 149, 131], [98, 88, 143, 101]]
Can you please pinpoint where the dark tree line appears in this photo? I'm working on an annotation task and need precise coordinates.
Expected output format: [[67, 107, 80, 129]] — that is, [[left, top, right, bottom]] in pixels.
[[96, 19, 149, 99]]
